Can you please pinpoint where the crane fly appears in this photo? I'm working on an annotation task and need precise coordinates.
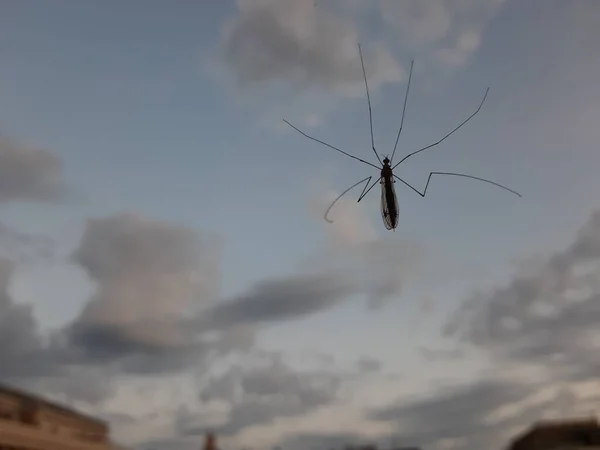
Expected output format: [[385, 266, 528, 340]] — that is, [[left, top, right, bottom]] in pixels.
[[283, 44, 521, 231]]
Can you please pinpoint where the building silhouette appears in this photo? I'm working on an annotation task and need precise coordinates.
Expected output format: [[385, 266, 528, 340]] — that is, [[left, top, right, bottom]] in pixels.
[[507, 417, 600, 450], [0, 382, 124, 449], [203, 431, 218, 450]]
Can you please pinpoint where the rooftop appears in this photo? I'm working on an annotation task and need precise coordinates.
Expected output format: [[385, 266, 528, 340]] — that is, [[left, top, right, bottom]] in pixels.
[[0, 382, 107, 428]]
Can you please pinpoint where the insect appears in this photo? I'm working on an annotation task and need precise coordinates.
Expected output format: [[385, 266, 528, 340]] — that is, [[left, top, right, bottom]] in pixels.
[[283, 44, 521, 231]]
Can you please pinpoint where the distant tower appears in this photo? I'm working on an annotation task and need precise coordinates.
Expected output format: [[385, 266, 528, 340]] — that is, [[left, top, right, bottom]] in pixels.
[[203, 431, 217, 450]]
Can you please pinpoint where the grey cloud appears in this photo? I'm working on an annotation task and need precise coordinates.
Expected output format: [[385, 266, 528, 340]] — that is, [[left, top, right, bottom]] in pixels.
[[1, 209, 375, 383], [0, 212, 238, 383], [369, 378, 534, 450], [198, 368, 241, 405], [276, 378, 588, 450], [0, 136, 67, 203], [141, 437, 200, 450], [199, 271, 357, 330], [361, 240, 423, 309], [73, 213, 213, 283], [302, 237, 424, 311], [371, 378, 524, 427], [0, 258, 114, 405], [0, 222, 56, 263], [191, 355, 342, 437], [361, 207, 600, 449], [58, 310, 252, 377], [2, 208, 415, 446], [0, 260, 110, 405], [220, 0, 401, 92], [275, 431, 365, 450], [23, 366, 117, 406], [355, 356, 382, 373], [63, 212, 224, 373], [419, 347, 465, 362], [190, 239, 419, 369], [0, 258, 49, 379], [174, 206, 600, 450], [313, 352, 336, 367], [444, 208, 600, 380]]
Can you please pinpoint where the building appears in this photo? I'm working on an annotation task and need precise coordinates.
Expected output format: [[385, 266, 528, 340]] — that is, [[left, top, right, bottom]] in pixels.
[[0, 383, 123, 450], [203, 432, 217, 450], [507, 417, 600, 450]]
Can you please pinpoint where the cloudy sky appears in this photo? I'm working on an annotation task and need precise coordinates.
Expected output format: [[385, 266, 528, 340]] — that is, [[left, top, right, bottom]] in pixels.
[[0, 1, 599, 449]]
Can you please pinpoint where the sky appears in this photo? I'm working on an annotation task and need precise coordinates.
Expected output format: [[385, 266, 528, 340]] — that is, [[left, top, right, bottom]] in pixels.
[[0, 0, 599, 449]]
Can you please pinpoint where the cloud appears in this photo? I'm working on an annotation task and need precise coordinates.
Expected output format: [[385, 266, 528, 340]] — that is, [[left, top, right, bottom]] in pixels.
[[0, 136, 67, 203], [183, 353, 343, 438], [307, 180, 425, 307], [56, 213, 231, 374], [111, 353, 347, 450], [0, 258, 48, 379], [2, 211, 240, 399], [444, 209, 600, 381], [366, 372, 600, 450], [379, 0, 507, 69], [5, 211, 599, 450], [308, 181, 378, 248], [215, 0, 509, 131], [262, 207, 598, 450], [419, 347, 465, 362], [0, 205, 411, 405], [0, 259, 111, 405], [0, 222, 56, 264], [368, 377, 537, 450], [0, 205, 402, 441], [355, 356, 382, 373], [25, 365, 118, 405], [276, 431, 365, 450], [218, 0, 504, 95], [357, 207, 600, 450], [194, 223, 423, 332], [319, 238, 424, 309], [198, 271, 357, 331], [219, 0, 402, 93]]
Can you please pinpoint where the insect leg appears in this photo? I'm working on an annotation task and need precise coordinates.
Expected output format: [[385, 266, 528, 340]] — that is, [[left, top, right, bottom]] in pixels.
[[394, 172, 521, 198], [390, 59, 414, 164], [358, 43, 384, 166], [324, 176, 381, 223], [392, 87, 490, 170], [357, 175, 382, 202], [283, 119, 380, 170]]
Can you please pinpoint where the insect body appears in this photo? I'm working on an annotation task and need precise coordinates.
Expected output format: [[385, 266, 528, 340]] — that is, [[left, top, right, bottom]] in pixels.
[[283, 44, 521, 231], [380, 157, 398, 230]]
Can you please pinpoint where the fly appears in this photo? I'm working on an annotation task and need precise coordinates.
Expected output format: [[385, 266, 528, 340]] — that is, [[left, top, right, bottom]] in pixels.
[[283, 44, 521, 231]]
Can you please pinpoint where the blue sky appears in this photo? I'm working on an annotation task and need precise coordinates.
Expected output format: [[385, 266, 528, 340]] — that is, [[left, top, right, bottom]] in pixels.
[[1, 1, 600, 450]]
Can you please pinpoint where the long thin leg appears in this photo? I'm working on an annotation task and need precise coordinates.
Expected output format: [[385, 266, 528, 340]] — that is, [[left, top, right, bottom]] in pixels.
[[358, 43, 383, 166], [392, 87, 490, 170], [390, 59, 414, 164], [394, 172, 521, 198], [357, 175, 381, 202], [283, 119, 380, 170], [324, 176, 382, 223]]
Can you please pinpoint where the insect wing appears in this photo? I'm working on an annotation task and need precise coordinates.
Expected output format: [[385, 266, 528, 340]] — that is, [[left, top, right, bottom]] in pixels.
[[380, 178, 399, 230]]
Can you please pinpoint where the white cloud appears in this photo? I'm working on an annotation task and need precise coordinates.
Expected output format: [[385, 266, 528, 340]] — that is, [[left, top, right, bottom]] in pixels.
[[215, 0, 404, 129], [214, 0, 509, 132], [220, 0, 402, 93], [308, 180, 377, 248], [379, 0, 506, 69]]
